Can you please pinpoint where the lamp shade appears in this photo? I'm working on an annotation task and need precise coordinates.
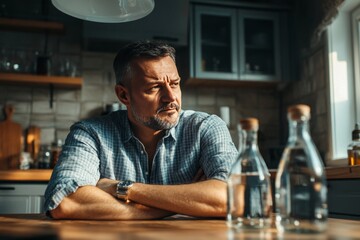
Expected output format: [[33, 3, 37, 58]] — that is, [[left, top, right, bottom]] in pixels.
[[51, 0, 155, 23]]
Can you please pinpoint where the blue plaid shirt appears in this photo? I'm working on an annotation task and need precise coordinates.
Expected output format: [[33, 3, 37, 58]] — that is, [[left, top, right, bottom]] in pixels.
[[44, 110, 238, 212]]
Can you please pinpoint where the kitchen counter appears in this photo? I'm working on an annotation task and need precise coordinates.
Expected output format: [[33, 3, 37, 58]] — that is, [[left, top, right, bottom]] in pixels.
[[0, 166, 359, 182], [0, 214, 358, 240], [0, 169, 52, 182]]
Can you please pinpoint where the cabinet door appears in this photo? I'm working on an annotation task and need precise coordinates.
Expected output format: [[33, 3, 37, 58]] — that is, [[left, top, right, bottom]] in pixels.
[[0, 195, 44, 214], [0, 183, 47, 214], [192, 6, 238, 80], [238, 10, 280, 81]]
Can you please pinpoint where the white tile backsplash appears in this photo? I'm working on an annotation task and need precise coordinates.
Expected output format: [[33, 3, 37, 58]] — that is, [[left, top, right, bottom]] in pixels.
[[32, 101, 55, 114], [56, 101, 80, 116]]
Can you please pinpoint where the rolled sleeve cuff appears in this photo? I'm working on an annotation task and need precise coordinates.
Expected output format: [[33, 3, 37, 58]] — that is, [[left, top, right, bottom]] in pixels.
[[44, 179, 94, 216]]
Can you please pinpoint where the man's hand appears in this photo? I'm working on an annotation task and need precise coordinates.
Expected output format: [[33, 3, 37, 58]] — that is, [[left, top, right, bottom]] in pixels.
[[128, 179, 227, 217], [96, 178, 118, 196], [51, 185, 174, 220], [192, 168, 207, 182]]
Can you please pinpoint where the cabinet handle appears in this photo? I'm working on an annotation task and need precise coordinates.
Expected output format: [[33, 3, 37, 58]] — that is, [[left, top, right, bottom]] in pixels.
[[0, 187, 15, 190]]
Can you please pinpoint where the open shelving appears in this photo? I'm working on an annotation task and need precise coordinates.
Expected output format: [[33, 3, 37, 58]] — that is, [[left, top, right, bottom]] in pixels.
[[0, 72, 82, 88]]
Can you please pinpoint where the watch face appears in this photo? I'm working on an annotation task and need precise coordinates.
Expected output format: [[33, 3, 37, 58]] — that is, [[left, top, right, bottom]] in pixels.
[[120, 180, 134, 188], [117, 180, 134, 200]]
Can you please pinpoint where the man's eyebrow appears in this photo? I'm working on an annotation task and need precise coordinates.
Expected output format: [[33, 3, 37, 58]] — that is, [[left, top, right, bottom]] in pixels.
[[145, 77, 181, 83]]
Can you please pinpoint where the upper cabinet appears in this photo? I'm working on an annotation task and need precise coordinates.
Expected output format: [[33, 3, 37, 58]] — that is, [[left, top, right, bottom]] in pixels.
[[192, 6, 238, 80], [188, 3, 289, 87]]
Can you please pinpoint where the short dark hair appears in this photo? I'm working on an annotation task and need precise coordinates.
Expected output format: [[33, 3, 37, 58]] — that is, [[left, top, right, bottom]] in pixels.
[[113, 40, 176, 86]]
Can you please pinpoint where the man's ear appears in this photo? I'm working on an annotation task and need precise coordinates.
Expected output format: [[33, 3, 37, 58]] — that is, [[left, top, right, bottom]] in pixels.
[[115, 85, 130, 106]]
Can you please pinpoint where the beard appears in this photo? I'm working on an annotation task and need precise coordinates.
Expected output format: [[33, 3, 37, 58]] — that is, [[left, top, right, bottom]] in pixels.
[[130, 102, 180, 130]]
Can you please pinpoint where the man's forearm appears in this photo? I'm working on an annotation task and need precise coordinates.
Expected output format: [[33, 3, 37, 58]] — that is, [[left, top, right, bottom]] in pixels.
[[50, 186, 173, 220], [128, 179, 227, 217]]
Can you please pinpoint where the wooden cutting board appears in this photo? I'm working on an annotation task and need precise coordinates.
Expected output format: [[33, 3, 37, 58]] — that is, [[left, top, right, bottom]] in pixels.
[[0, 105, 23, 170]]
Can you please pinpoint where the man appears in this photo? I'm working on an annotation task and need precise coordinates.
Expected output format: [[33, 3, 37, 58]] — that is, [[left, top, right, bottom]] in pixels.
[[44, 40, 238, 220]]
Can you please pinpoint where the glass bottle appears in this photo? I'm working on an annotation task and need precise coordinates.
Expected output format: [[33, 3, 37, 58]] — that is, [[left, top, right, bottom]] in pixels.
[[51, 139, 63, 168], [275, 104, 327, 233], [347, 123, 360, 166], [227, 118, 272, 229], [38, 145, 51, 169]]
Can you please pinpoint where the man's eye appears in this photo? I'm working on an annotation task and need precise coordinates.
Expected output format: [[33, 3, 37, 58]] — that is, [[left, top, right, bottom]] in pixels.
[[151, 85, 161, 90], [171, 82, 179, 87]]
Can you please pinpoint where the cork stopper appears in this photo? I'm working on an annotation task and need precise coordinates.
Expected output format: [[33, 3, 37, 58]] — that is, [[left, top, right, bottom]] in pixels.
[[239, 118, 259, 131], [287, 104, 310, 120]]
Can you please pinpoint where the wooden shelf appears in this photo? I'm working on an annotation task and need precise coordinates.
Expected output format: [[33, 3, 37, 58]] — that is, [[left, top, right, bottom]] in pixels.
[[185, 77, 279, 89], [0, 17, 64, 33], [0, 72, 82, 88]]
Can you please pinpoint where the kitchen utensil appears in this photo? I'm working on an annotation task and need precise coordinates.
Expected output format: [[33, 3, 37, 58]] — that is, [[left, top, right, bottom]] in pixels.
[[0, 105, 23, 170], [25, 126, 41, 164]]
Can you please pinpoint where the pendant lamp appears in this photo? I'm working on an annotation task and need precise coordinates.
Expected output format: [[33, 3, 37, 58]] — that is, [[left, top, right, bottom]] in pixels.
[[51, 0, 155, 23]]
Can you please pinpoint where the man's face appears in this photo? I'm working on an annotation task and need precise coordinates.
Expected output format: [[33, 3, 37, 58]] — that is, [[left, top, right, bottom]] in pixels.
[[126, 56, 182, 131]]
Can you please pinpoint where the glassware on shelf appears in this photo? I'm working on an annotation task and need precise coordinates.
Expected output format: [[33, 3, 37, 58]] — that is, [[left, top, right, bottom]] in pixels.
[[347, 123, 360, 166], [275, 104, 327, 233], [227, 118, 272, 229]]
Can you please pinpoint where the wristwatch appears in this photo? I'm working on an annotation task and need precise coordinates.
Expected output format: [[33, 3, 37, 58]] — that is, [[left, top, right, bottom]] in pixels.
[[116, 180, 135, 201]]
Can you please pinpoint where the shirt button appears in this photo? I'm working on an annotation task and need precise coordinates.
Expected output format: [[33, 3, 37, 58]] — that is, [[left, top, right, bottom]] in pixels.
[[145, 171, 148, 175], [141, 150, 144, 154]]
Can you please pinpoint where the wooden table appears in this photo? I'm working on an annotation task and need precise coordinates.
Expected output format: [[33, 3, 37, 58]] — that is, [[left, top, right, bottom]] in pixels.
[[0, 214, 359, 240]]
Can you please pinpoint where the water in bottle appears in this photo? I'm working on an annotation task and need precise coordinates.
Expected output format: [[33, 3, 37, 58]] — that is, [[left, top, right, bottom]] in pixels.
[[227, 118, 272, 229], [275, 104, 327, 233]]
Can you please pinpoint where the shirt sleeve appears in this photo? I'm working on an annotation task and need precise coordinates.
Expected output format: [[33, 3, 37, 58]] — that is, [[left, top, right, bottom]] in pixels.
[[199, 115, 238, 181], [44, 122, 101, 213]]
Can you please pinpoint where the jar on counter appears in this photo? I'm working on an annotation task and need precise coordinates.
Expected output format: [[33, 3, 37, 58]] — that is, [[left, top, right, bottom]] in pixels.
[[51, 139, 63, 168], [38, 145, 51, 169]]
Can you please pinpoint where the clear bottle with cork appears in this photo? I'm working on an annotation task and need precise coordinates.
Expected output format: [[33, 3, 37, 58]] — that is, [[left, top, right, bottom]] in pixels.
[[347, 123, 360, 166], [227, 118, 272, 229], [275, 104, 327, 233]]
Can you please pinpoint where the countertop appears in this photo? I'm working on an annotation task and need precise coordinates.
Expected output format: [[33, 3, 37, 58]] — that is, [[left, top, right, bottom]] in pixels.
[[0, 166, 360, 182], [0, 169, 52, 182], [0, 214, 358, 240]]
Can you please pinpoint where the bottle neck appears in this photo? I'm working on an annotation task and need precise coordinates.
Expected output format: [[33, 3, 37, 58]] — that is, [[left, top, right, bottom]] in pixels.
[[288, 118, 310, 141], [244, 130, 258, 150]]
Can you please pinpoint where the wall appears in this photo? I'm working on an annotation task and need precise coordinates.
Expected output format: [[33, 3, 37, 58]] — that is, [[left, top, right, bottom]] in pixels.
[[280, 0, 344, 163], [281, 40, 329, 160]]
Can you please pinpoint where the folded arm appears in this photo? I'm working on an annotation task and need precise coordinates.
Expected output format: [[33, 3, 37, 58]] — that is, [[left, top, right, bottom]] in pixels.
[[129, 179, 227, 217], [50, 185, 173, 220], [97, 177, 227, 218]]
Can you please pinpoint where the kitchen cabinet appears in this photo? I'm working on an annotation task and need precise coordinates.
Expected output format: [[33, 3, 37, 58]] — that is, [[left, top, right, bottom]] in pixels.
[[189, 4, 288, 86], [0, 183, 47, 214], [328, 179, 360, 219], [325, 166, 360, 219]]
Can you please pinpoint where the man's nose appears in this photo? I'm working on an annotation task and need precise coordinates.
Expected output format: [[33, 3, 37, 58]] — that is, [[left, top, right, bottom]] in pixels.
[[161, 84, 177, 102]]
